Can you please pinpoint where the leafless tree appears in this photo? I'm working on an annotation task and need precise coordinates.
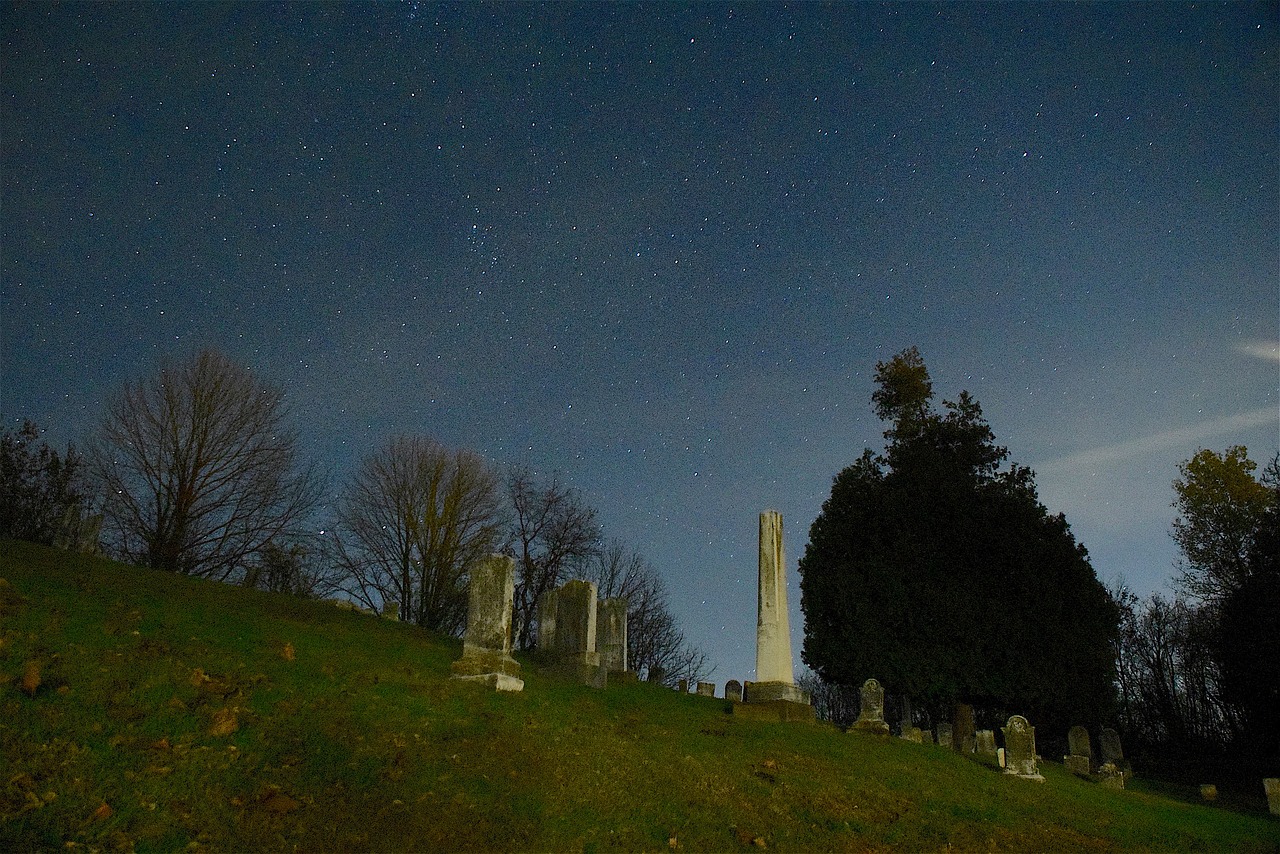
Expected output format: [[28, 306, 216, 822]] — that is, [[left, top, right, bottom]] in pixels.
[[90, 350, 321, 581], [333, 436, 506, 634], [581, 539, 712, 685], [507, 466, 600, 649]]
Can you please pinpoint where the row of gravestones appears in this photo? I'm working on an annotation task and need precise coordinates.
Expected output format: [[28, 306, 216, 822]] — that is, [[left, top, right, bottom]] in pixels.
[[449, 560, 1280, 812], [449, 555, 631, 692], [1064, 724, 1129, 789]]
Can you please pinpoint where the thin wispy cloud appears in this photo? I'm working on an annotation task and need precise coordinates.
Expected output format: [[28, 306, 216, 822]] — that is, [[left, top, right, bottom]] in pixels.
[[1237, 340, 1280, 363], [1035, 407, 1278, 475]]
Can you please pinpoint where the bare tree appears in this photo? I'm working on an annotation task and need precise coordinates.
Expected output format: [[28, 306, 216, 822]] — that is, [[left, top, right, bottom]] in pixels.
[[507, 466, 600, 649], [333, 436, 506, 634], [89, 350, 321, 581], [581, 539, 713, 685]]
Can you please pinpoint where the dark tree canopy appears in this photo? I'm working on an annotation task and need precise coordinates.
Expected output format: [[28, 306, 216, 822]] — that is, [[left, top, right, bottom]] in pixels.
[[0, 419, 89, 546], [799, 349, 1118, 732]]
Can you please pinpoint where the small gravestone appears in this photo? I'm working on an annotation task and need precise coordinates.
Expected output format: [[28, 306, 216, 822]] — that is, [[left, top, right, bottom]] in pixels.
[[900, 726, 923, 744], [1097, 762, 1125, 789], [1263, 779, 1279, 815], [851, 678, 890, 735], [1199, 784, 1217, 802], [936, 723, 953, 748], [953, 703, 975, 754], [596, 596, 628, 673], [975, 730, 997, 756], [677, 678, 689, 693], [899, 695, 914, 733], [649, 665, 666, 685], [696, 681, 715, 697], [1064, 725, 1092, 776], [997, 747, 1006, 768], [1067, 726, 1092, 760], [1001, 715, 1043, 780], [725, 680, 743, 702], [450, 555, 523, 692], [1098, 727, 1124, 767]]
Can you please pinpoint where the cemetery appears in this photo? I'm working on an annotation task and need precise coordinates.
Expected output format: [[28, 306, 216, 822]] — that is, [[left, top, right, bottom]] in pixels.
[[3, 535, 1278, 851]]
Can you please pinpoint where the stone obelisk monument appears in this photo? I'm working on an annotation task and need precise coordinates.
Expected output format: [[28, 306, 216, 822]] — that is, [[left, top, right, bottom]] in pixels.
[[742, 510, 811, 714]]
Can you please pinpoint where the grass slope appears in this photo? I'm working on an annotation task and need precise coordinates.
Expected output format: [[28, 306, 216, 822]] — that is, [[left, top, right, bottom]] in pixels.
[[2, 540, 1277, 852]]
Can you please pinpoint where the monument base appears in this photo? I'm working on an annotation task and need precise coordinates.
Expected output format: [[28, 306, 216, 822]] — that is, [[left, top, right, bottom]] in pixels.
[[1063, 755, 1091, 777], [850, 718, 891, 735], [743, 681, 810, 705], [732, 699, 816, 723], [451, 646, 523, 691], [451, 672, 525, 692]]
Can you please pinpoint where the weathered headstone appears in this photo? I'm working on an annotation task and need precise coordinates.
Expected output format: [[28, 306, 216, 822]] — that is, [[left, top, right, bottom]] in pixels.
[[696, 681, 715, 697], [677, 678, 689, 693], [546, 579, 604, 686], [537, 588, 559, 651], [725, 680, 744, 702], [997, 747, 1006, 768], [851, 678, 890, 734], [899, 695, 914, 734], [1064, 725, 1093, 776], [953, 703, 975, 754], [1001, 715, 1043, 780], [975, 729, 997, 756], [900, 726, 923, 744], [742, 511, 811, 711], [936, 723, 954, 749], [596, 596, 628, 672], [1199, 784, 1217, 802], [1098, 727, 1124, 767], [1097, 763, 1125, 789], [450, 555, 524, 692], [1263, 778, 1279, 816], [649, 665, 666, 685]]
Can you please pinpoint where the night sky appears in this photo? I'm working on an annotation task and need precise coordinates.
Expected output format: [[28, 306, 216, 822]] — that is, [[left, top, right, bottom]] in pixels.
[[3, 2, 1277, 685]]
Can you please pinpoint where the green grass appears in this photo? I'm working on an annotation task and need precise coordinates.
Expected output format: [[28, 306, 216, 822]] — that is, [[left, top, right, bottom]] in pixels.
[[2, 540, 1277, 852]]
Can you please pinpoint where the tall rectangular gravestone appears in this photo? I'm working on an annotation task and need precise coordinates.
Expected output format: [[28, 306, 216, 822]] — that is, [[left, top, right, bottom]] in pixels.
[[954, 703, 976, 754], [1001, 715, 1044, 781], [549, 579, 604, 687], [450, 555, 523, 692], [936, 722, 953, 749], [596, 596, 628, 673], [975, 729, 997, 756]]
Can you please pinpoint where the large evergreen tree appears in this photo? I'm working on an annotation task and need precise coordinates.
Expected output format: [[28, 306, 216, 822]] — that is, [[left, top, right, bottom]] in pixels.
[[799, 348, 1118, 732]]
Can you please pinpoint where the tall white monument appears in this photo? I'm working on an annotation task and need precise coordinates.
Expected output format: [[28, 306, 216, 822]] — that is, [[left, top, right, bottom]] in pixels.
[[743, 510, 811, 711]]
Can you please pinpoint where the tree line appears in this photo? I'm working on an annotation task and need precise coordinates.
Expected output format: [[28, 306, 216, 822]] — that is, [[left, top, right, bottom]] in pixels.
[[798, 347, 1277, 765], [0, 349, 710, 686]]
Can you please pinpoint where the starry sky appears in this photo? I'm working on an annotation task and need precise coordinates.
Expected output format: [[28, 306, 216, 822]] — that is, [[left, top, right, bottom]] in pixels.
[[3, 2, 1277, 686]]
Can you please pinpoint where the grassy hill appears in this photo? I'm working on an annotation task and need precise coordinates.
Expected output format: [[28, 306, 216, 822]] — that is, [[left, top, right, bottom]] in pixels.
[[2, 540, 1277, 852]]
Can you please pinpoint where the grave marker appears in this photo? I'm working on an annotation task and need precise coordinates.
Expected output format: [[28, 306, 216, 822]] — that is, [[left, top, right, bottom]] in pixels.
[[1001, 715, 1044, 780], [450, 555, 524, 692]]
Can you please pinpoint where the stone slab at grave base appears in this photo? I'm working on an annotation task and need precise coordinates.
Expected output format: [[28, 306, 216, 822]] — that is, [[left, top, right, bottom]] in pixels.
[[743, 680, 810, 705], [733, 698, 816, 723], [1064, 754, 1091, 777], [737, 681, 813, 721], [1097, 763, 1125, 789], [450, 646, 524, 692], [554, 655, 607, 689]]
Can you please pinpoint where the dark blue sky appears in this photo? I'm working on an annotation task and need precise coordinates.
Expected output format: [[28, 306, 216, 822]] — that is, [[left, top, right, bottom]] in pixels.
[[3, 2, 1276, 685]]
